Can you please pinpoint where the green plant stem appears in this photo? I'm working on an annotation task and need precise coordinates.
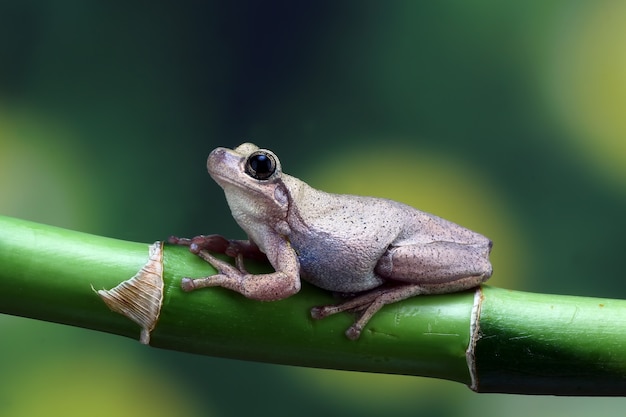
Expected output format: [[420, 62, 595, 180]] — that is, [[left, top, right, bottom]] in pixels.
[[1, 215, 626, 395], [475, 288, 626, 395], [0, 215, 472, 383]]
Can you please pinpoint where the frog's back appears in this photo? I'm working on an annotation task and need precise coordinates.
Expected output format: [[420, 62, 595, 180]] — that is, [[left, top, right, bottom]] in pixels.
[[283, 180, 490, 292], [286, 187, 415, 292]]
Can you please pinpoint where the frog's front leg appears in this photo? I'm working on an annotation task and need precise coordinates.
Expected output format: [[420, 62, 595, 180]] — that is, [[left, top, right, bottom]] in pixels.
[[178, 236, 301, 302], [168, 234, 267, 260]]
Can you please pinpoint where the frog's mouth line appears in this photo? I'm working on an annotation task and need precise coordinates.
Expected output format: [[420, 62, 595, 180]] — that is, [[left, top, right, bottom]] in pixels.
[[209, 170, 280, 198]]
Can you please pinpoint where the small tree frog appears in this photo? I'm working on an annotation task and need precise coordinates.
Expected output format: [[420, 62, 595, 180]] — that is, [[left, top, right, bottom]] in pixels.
[[170, 143, 493, 339]]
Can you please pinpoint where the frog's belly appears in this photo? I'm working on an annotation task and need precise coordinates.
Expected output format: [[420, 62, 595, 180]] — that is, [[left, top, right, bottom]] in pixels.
[[290, 234, 385, 293]]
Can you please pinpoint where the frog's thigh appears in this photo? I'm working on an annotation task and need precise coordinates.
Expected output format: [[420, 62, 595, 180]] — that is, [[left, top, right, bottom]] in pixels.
[[375, 242, 488, 284]]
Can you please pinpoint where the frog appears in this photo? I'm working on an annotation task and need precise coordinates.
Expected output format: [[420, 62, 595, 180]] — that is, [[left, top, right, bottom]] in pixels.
[[169, 143, 493, 340]]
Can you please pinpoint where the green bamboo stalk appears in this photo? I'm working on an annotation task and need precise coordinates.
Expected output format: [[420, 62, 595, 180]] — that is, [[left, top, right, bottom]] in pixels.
[[474, 287, 626, 395], [1, 214, 625, 395]]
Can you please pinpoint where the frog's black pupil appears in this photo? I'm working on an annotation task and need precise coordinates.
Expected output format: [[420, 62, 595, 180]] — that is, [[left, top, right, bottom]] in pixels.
[[246, 152, 276, 179], [251, 154, 270, 173]]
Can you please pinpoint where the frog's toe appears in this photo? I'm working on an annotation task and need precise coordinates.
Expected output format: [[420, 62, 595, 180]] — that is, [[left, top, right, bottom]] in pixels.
[[310, 306, 326, 320], [180, 277, 196, 291], [310, 304, 346, 320], [345, 324, 363, 340]]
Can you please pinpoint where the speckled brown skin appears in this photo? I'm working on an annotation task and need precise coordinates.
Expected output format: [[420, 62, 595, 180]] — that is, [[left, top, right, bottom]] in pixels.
[[170, 143, 492, 339]]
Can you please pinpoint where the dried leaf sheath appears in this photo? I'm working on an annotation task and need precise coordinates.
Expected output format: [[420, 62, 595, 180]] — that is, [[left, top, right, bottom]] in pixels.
[[97, 241, 164, 344]]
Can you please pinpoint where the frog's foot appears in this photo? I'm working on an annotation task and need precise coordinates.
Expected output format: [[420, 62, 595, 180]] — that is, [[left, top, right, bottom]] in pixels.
[[311, 284, 427, 340], [180, 249, 300, 301], [180, 250, 248, 292], [168, 234, 231, 254], [168, 234, 267, 260]]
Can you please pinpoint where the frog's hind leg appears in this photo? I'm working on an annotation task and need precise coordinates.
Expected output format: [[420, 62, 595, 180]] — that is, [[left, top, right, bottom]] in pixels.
[[311, 283, 428, 340], [311, 273, 486, 340], [374, 241, 492, 283]]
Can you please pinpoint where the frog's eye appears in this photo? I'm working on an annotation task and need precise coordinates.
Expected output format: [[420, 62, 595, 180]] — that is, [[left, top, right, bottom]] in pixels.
[[245, 151, 277, 180]]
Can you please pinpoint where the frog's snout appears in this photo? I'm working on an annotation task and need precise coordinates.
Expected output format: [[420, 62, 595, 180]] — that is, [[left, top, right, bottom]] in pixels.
[[207, 147, 238, 181], [207, 147, 227, 169]]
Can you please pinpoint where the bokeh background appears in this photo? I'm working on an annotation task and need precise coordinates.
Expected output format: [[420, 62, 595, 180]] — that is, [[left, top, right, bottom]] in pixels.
[[1, 1, 626, 416]]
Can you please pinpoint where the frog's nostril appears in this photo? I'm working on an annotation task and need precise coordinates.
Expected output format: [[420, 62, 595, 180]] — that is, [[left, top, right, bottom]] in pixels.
[[488, 240, 493, 252]]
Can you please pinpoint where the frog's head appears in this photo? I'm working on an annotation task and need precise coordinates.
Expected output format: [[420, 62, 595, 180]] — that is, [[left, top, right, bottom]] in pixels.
[[209, 142, 281, 182], [207, 143, 294, 230]]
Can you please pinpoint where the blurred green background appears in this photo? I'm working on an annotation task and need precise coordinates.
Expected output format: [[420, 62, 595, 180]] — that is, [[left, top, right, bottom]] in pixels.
[[1, 1, 626, 416]]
